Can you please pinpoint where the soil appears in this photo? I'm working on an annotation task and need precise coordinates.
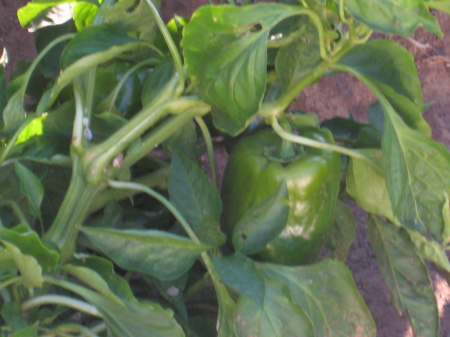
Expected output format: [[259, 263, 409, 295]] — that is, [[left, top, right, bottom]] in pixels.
[[1, 2, 450, 336]]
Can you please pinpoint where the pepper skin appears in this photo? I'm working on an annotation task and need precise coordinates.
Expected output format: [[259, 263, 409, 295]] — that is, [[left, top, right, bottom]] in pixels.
[[221, 127, 341, 265]]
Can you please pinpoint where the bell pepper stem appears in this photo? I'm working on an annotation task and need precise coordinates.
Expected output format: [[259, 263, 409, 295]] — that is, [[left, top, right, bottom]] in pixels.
[[275, 117, 296, 159], [271, 117, 381, 170]]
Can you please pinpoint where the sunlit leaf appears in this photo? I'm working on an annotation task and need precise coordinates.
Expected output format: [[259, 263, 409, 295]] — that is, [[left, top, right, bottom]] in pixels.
[[183, 3, 300, 135], [368, 215, 438, 337], [342, 0, 442, 36]]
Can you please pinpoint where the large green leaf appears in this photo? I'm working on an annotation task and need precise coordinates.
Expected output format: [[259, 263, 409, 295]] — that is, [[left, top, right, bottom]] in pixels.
[[182, 3, 300, 135], [338, 40, 430, 136], [80, 226, 210, 281], [168, 152, 225, 247], [234, 274, 314, 337], [342, 0, 442, 36], [337, 51, 450, 243], [232, 181, 289, 255], [382, 107, 450, 241], [368, 215, 438, 337], [14, 162, 44, 220], [426, 0, 450, 13], [264, 260, 376, 337]]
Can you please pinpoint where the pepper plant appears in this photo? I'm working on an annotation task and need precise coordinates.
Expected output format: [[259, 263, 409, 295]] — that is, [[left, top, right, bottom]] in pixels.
[[0, 0, 449, 336]]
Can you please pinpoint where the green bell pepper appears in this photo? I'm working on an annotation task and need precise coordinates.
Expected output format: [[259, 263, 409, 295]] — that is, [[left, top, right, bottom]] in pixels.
[[221, 127, 341, 265]]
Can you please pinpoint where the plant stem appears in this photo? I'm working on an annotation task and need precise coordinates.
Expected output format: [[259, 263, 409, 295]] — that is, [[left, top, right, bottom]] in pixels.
[[89, 167, 169, 212], [271, 117, 381, 169], [195, 116, 218, 187], [0, 276, 22, 291], [44, 156, 105, 260], [143, 0, 185, 93], [21, 295, 102, 317], [108, 100, 210, 179]]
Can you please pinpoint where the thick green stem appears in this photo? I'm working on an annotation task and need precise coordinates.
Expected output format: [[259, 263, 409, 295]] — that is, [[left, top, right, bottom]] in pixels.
[[21, 295, 101, 317], [108, 100, 210, 179], [44, 155, 105, 260]]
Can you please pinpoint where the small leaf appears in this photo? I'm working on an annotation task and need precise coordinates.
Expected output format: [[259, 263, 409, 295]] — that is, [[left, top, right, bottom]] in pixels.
[[14, 162, 44, 219], [17, 0, 77, 27], [168, 152, 225, 246], [368, 215, 438, 337], [64, 255, 140, 310], [342, 0, 442, 36], [213, 254, 265, 308], [80, 226, 210, 281], [183, 3, 300, 135], [0, 225, 59, 273], [325, 201, 356, 262], [11, 325, 38, 337], [232, 181, 289, 254], [275, 16, 322, 93]]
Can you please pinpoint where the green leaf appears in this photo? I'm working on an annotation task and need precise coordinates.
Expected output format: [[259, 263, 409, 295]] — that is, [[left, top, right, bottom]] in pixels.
[[275, 16, 322, 93], [367, 215, 438, 337], [11, 325, 38, 337], [92, 293, 184, 337], [14, 162, 44, 219], [64, 255, 141, 310], [338, 40, 431, 136], [73, 1, 99, 30], [407, 229, 450, 277], [325, 201, 356, 262], [52, 278, 184, 337], [61, 24, 141, 68], [234, 274, 314, 337], [338, 54, 450, 243], [426, 0, 450, 13], [17, 0, 77, 27], [346, 150, 394, 220], [264, 259, 376, 337], [80, 226, 210, 281], [213, 254, 265, 308], [342, 0, 442, 36], [1, 302, 28, 331], [382, 108, 450, 241], [168, 152, 225, 247], [182, 3, 300, 135], [0, 225, 59, 273], [141, 60, 175, 108], [232, 181, 289, 255]]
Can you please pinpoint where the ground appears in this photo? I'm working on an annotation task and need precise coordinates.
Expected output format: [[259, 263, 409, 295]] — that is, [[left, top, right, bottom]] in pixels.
[[1, 1, 449, 336]]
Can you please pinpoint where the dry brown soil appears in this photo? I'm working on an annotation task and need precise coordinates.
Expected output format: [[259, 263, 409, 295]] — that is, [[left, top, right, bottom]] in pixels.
[[1, 1, 450, 336]]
